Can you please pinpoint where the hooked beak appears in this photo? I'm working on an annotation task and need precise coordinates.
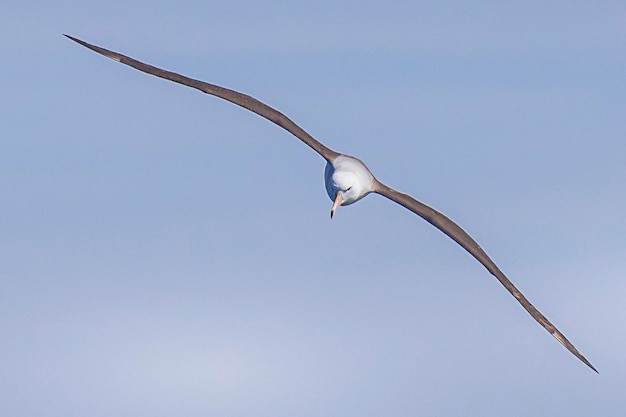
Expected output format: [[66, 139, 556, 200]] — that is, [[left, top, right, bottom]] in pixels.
[[330, 191, 343, 219]]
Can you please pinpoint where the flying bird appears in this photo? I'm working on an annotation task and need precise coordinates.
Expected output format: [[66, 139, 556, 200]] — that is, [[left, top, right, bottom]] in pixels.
[[65, 34, 597, 372]]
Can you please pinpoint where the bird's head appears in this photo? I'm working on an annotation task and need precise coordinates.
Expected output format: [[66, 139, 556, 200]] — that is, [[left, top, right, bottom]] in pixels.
[[324, 155, 376, 218]]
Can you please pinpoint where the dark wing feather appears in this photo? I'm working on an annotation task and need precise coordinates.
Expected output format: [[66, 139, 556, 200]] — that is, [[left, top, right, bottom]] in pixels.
[[64, 35, 339, 162], [375, 181, 597, 372]]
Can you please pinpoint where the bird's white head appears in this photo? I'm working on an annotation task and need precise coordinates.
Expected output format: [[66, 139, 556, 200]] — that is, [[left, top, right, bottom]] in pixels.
[[324, 155, 376, 218]]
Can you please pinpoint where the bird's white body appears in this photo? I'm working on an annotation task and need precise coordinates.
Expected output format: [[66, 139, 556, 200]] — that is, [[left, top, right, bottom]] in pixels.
[[324, 155, 375, 206]]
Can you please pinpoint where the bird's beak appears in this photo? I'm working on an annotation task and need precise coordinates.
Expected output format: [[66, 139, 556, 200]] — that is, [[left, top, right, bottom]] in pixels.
[[330, 191, 343, 219]]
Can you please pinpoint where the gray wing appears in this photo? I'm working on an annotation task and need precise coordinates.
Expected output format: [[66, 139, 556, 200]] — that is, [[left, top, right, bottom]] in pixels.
[[374, 180, 597, 372], [64, 35, 340, 163]]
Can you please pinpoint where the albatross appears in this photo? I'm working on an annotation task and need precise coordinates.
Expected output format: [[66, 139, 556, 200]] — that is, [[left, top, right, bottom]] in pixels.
[[64, 34, 597, 372]]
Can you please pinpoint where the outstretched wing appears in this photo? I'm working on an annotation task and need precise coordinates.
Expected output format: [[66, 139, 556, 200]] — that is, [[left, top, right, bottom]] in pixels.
[[64, 35, 340, 163], [374, 180, 597, 372]]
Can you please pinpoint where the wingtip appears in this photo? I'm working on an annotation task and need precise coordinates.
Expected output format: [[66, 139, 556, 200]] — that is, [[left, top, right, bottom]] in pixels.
[[578, 353, 599, 374], [550, 330, 598, 373], [63, 34, 93, 50], [63, 34, 82, 44], [63, 34, 122, 62], [579, 351, 599, 374]]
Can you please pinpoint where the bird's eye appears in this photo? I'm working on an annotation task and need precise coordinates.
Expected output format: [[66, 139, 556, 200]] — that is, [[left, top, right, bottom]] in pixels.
[[346, 186, 352, 191]]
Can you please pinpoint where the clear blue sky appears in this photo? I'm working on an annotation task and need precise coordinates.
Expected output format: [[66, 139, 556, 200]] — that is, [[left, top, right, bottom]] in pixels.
[[2, 1, 625, 416]]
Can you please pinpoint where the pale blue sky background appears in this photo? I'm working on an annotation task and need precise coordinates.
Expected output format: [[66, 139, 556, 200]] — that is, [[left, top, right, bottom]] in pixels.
[[2, 1, 626, 416]]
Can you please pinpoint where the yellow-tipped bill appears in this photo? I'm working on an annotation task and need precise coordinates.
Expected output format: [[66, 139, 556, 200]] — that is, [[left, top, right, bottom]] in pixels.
[[330, 191, 343, 219]]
